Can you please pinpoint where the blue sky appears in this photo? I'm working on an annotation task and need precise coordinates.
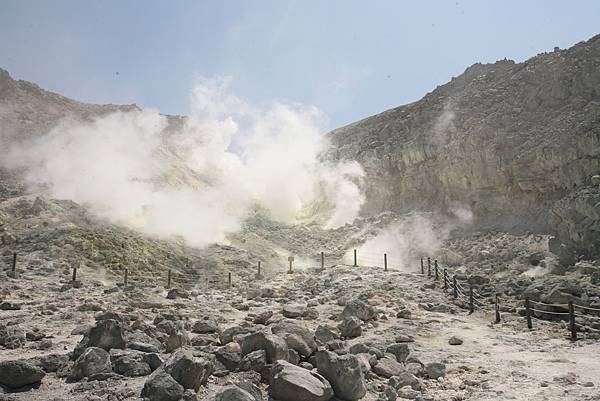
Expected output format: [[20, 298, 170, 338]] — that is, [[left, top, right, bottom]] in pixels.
[[1, 1, 599, 129]]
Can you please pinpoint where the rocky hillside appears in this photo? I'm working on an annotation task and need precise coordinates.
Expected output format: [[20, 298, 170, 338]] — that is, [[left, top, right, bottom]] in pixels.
[[328, 35, 600, 260]]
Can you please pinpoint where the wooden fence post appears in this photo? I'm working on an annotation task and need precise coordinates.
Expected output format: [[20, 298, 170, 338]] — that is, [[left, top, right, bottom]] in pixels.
[[453, 275, 458, 299], [495, 294, 501, 323], [434, 259, 439, 281], [321, 252, 324, 269], [469, 286, 474, 314], [420, 257, 424, 274], [443, 269, 448, 290], [12, 252, 17, 272], [167, 269, 172, 289], [569, 301, 577, 341], [72, 265, 78, 282], [258, 261, 261, 277], [228, 272, 232, 288], [353, 249, 357, 267], [384, 253, 387, 271], [427, 257, 431, 276], [525, 298, 532, 329]]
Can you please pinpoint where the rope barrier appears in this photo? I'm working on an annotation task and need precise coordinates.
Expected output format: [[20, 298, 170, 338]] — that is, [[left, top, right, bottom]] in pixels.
[[529, 307, 570, 316], [573, 304, 600, 313], [530, 300, 569, 308], [575, 323, 600, 333]]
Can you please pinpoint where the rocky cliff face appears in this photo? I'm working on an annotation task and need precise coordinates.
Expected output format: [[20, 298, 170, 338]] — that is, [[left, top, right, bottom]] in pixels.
[[328, 35, 600, 260]]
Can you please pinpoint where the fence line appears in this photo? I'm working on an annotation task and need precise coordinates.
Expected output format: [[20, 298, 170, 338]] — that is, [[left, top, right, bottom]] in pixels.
[[6, 248, 599, 341]]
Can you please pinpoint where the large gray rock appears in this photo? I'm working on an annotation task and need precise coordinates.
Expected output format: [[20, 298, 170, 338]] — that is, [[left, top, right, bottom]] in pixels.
[[282, 304, 307, 319], [337, 317, 362, 338], [238, 349, 267, 372], [163, 348, 213, 391], [239, 331, 289, 363], [314, 325, 340, 344], [215, 382, 262, 401], [270, 360, 334, 401], [70, 347, 112, 381], [141, 369, 184, 401], [110, 350, 152, 377], [315, 350, 366, 400], [340, 299, 377, 322], [425, 362, 446, 379], [165, 330, 190, 353], [192, 317, 218, 334], [272, 320, 317, 357], [0, 359, 45, 389], [386, 343, 410, 363], [87, 319, 126, 351], [372, 356, 405, 378]]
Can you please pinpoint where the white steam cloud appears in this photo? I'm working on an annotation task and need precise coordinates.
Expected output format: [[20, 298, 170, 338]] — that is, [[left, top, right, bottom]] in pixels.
[[345, 208, 473, 271], [3, 77, 365, 246]]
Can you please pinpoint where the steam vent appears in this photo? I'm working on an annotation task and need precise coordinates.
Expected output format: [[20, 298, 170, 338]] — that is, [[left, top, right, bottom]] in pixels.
[[1, 4, 600, 401]]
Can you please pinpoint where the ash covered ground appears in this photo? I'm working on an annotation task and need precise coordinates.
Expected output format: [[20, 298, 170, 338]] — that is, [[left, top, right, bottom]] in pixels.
[[1, 187, 600, 401]]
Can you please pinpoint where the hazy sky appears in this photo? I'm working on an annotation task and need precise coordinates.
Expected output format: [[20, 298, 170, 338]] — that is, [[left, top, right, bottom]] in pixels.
[[1, 1, 599, 129]]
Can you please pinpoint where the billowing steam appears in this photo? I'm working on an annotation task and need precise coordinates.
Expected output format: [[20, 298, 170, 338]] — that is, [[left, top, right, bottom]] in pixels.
[[345, 207, 473, 271], [2, 76, 365, 246]]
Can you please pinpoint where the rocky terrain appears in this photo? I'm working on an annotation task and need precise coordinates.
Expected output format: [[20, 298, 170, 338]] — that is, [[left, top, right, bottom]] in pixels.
[[1, 34, 600, 401]]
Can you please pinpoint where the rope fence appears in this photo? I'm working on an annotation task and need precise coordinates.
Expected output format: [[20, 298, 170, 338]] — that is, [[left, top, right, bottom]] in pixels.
[[5, 248, 600, 341], [418, 256, 600, 341]]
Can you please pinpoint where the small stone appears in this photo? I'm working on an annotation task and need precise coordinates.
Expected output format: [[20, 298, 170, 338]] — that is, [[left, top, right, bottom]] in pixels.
[[338, 316, 362, 338], [425, 362, 446, 379], [449, 336, 463, 345]]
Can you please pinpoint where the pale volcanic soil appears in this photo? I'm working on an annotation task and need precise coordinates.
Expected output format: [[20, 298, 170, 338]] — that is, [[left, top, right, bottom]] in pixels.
[[1, 258, 599, 401]]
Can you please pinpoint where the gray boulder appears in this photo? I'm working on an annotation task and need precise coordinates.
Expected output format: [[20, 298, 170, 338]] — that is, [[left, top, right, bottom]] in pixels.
[[340, 299, 377, 321], [315, 350, 366, 400], [270, 360, 334, 401], [163, 348, 213, 391], [239, 331, 289, 363], [337, 317, 362, 338], [192, 317, 218, 334], [238, 349, 267, 372], [372, 356, 405, 378], [282, 303, 307, 319], [272, 320, 317, 357], [88, 319, 126, 350], [165, 330, 189, 353], [141, 369, 184, 401], [425, 362, 446, 379], [314, 325, 340, 344], [0, 359, 45, 389], [215, 382, 262, 401], [386, 343, 410, 363], [110, 350, 152, 377], [70, 347, 112, 381]]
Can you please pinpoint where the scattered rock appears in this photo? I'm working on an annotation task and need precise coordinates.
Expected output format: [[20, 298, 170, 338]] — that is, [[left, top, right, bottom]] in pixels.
[[338, 317, 362, 338], [270, 360, 334, 401], [141, 369, 184, 401], [316, 350, 367, 400], [163, 348, 213, 391], [340, 299, 377, 321], [425, 362, 446, 379], [0, 359, 45, 389], [70, 347, 112, 381], [449, 336, 463, 345], [272, 320, 317, 357], [373, 356, 405, 378]]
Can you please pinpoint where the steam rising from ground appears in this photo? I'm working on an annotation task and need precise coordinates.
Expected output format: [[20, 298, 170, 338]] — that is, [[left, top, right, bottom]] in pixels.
[[346, 207, 473, 271], [2, 77, 364, 246]]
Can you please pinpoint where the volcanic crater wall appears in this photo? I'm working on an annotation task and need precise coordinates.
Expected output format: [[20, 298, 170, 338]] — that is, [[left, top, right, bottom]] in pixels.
[[328, 35, 600, 259]]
